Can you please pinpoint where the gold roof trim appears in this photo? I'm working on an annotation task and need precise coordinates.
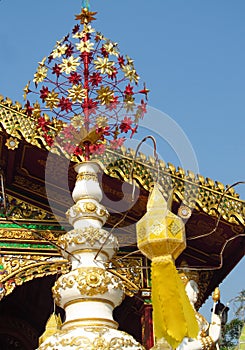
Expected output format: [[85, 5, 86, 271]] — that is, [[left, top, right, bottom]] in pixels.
[[0, 255, 69, 299], [0, 97, 244, 226], [1, 194, 57, 222], [98, 148, 245, 226], [0, 96, 44, 147]]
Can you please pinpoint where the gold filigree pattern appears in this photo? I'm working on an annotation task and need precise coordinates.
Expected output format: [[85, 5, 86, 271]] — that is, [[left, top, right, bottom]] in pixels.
[[0, 229, 60, 241], [38, 327, 145, 349], [1, 193, 56, 221], [109, 256, 143, 296], [76, 172, 98, 182], [0, 97, 42, 147], [68, 202, 108, 217], [58, 226, 117, 251], [66, 202, 109, 223], [53, 267, 124, 305], [0, 255, 69, 298], [40, 335, 144, 349]]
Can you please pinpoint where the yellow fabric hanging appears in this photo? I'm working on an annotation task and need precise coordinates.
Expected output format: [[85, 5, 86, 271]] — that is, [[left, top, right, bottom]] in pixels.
[[151, 256, 198, 348], [136, 183, 199, 348]]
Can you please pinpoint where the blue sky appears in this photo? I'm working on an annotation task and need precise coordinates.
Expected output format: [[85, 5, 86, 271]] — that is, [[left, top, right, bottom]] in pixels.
[[0, 0, 244, 320]]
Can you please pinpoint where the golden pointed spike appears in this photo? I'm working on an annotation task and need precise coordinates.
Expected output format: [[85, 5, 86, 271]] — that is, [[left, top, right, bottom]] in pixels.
[[39, 313, 61, 345], [147, 183, 167, 212], [57, 314, 63, 328]]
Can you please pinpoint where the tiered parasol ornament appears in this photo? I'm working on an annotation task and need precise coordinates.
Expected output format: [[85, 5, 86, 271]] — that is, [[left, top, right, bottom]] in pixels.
[[32, 2, 147, 349], [25, 2, 198, 349], [23, 3, 148, 161], [38, 161, 145, 349]]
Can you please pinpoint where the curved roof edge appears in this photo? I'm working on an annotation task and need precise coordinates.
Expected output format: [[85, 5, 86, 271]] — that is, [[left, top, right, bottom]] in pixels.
[[1, 96, 244, 226]]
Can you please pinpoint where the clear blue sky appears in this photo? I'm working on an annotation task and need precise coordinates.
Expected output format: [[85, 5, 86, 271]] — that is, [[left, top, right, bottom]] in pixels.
[[0, 0, 244, 320]]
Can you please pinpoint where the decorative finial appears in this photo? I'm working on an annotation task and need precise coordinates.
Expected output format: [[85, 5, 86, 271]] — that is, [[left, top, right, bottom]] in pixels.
[[82, 0, 90, 10], [23, 2, 148, 161], [212, 287, 220, 302], [39, 313, 62, 345]]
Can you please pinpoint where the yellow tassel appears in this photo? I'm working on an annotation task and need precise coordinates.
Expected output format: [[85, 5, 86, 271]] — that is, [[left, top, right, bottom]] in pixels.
[[151, 256, 199, 348]]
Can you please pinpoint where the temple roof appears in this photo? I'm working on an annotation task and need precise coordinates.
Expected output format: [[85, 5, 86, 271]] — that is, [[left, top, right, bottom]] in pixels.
[[1, 96, 244, 222], [0, 97, 244, 309]]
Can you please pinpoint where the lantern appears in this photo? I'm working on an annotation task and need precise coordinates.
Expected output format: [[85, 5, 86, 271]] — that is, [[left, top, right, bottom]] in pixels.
[[136, 183, 198, 348]]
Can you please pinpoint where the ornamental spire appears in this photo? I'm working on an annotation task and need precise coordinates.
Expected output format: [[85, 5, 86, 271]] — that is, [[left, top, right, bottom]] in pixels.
[[23, 4, 149, 161], [82, 0, 90, 10], [38, 161, 145, 349]]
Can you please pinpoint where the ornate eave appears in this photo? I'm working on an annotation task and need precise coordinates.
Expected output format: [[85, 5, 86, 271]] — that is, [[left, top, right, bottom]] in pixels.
[[0, 97, 244, 311], [101, 148, 244, 226], [0, 96, 42, 148], [1, 97, 244, 224]]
